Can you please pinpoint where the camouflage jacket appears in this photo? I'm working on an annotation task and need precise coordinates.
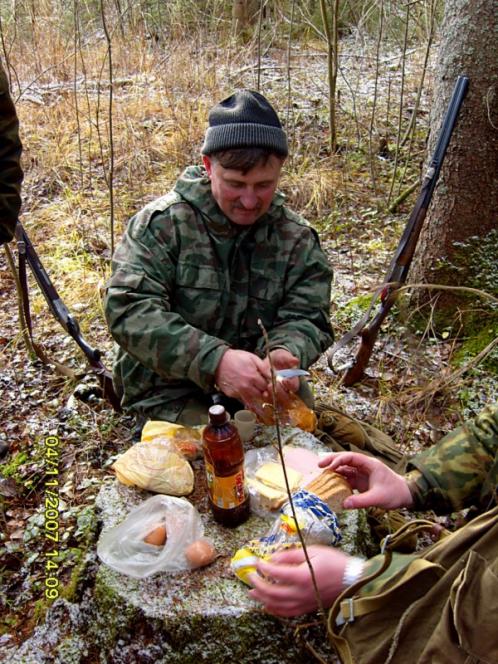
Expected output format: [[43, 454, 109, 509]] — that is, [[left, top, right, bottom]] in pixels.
[[406, 403, 498, 514], [0, 61, 23, 244], [104, 166, 333, 420]]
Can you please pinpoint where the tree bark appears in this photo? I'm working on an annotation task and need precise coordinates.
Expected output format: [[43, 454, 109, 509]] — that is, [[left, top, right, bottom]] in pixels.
[[410, 0, 498, 315]]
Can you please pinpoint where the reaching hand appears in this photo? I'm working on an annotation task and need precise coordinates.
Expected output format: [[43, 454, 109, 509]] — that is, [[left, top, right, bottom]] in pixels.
[[215, 349, 268, 404], [319, 452, 414, 510], [248, 545, 350, 617]]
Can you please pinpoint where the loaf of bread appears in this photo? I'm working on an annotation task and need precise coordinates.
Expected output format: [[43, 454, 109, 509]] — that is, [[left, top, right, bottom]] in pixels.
[[304, 469, 353, 513]]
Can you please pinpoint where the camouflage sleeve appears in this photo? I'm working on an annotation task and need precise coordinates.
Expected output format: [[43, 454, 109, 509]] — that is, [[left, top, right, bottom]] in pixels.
[[104, 210, 228, 391], [254, 227, 333, 367], [405, 404, 498, 514], [0, 61, 23, 245]]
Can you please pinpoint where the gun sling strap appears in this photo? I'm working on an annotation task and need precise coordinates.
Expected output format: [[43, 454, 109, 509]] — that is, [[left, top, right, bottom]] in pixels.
[[5, 224, 121, 410], [13, 230, 78, 379]]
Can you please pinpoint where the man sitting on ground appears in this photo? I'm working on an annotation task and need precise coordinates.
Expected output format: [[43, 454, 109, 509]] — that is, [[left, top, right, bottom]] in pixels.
[[105, 90, 333, 427]]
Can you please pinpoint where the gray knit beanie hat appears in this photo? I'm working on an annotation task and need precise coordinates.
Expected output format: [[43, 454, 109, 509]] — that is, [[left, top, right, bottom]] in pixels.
[[201, 90, 288, 157]]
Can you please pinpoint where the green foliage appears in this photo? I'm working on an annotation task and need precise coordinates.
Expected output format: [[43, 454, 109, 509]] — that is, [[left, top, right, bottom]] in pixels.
[[0, 451, 28, 479], [453, 319, 498, 375]]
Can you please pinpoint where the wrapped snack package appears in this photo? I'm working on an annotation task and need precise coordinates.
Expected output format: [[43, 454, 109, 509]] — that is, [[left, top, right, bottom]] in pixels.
[[231, 489, 342, 584], [141, 420, 203, 461], [245, 392, 317, 432], [112, 439, 194, 495]]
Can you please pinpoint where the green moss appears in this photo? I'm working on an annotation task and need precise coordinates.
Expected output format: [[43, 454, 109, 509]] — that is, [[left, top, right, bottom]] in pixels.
[[335, 292, 373, 329], [31, 598, 48, 625], [0, 451, 28, 479], [58, 550, 85, 603], [453, 321, 498, 374]]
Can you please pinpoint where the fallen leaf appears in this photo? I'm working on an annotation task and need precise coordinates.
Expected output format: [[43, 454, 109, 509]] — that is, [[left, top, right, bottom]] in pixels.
[[0, 478, 18, 497]]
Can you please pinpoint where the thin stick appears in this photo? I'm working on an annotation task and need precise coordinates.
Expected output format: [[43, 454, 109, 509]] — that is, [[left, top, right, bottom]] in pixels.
[[285, 0, 296, 162], [397, 0, 436, 196], [256, 0, 265, 91], [100, 0, 115, 256], [396, 282, 498, 305], [73, 0, 84, 189], [387, 2, 410, 207], [368, 0, 384, 193], [319, 0, 339, 153], [257, 319, 328, 627]]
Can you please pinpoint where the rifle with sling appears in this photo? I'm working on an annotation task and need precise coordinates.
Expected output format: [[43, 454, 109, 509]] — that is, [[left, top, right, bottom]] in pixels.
[[327, 75, 469, 386], [14, 220, 121, 410]]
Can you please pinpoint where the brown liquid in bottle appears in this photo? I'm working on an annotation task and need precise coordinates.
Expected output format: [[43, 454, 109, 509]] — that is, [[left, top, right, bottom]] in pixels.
[[202, 405, 250, 528]]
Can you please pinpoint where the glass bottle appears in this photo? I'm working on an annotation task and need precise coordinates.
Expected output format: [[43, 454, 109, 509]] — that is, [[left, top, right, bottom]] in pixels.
[[202, 404, 250, 527]]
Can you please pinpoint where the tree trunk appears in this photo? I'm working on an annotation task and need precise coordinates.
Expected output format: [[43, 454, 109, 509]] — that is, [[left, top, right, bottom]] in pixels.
[[410, 0, 498, 318]]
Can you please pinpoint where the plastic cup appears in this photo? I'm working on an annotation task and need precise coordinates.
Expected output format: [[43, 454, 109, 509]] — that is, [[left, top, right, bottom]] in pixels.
[[234, 410, 257, 442]]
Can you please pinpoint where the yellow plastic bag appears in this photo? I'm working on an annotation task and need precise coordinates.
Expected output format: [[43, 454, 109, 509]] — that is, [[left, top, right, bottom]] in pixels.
[[141, 421, 203, 461], [112, 439, 194, 495], [141, 421, 185, 441]]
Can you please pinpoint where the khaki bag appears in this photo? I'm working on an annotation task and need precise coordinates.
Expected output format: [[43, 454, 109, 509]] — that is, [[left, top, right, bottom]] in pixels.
[[314, 401, 406, 472], [327, 506, 498, 664]]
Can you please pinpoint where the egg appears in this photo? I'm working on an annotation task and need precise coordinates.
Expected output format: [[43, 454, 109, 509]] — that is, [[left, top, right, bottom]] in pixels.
[[185, 539, 216, 568], [144, 523, 167, 546]]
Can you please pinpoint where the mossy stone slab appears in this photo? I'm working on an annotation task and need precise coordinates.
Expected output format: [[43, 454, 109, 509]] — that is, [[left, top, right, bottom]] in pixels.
[[0, 428, 373, 663], [90, 428, 372, 663]]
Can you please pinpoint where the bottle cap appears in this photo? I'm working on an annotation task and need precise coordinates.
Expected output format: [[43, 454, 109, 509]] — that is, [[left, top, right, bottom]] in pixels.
[[208, 404, 229, 425]]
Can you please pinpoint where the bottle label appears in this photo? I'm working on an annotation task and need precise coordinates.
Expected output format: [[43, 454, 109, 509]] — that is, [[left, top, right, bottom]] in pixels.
[[205, 461, 246, 509]]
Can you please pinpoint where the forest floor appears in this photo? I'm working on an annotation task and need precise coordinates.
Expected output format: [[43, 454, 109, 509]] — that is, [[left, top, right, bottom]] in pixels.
[[0, 29, 496, 661]]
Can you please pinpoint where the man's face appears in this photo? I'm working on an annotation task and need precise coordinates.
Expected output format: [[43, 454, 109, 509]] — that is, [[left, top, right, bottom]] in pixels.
[[202, 154, 284, 226]]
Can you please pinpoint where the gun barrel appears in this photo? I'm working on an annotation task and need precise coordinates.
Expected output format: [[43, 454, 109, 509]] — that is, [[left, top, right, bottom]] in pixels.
[[16, 221, 101, 364], [425, 76, 469, 200]]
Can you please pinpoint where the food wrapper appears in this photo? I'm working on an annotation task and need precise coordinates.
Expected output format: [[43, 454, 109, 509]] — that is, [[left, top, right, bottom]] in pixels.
[[141, 420, 203, 461], [245, 392, 317, 432], [112, 439, 194, 495], [231, 489, 342, 584]]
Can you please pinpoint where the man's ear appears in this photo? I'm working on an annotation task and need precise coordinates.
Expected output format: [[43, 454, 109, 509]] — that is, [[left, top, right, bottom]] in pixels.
[[202, 155, 212, 177]]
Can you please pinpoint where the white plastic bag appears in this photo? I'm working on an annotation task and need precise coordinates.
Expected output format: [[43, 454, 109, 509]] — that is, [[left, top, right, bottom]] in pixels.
[[97, 494, 204, 578], [244, 444, 322, 517]]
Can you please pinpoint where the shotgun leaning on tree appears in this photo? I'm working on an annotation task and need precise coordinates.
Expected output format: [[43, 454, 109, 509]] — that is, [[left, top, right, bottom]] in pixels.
[[14, 221, 121, 410], [327, 75, 469, 387]]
